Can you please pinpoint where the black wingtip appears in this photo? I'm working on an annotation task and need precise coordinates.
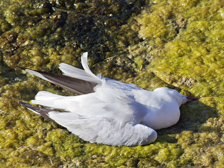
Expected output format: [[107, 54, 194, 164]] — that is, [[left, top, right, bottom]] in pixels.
[[19, 101, 27, 106], [19, 101, 58, 123], [15, 66, 27, 71], [19, 101, 34, 109]]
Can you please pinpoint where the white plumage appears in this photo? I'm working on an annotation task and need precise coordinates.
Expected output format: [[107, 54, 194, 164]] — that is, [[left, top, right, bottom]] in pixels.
[[21, 52, 198, 146]]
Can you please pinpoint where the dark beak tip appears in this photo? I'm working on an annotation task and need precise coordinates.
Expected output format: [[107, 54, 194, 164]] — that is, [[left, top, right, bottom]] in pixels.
[[187, 97, 200, 101]]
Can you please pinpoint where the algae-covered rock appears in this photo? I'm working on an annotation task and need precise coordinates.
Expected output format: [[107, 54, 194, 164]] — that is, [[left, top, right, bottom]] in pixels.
[[1, 0, 224, 167]]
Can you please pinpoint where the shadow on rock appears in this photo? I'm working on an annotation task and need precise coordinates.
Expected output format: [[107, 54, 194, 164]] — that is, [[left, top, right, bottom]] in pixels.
[[157, 98, 217, 142]]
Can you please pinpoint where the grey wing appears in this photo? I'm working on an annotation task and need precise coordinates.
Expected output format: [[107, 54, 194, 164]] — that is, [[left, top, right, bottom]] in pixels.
[[25, 70, 97, 95]]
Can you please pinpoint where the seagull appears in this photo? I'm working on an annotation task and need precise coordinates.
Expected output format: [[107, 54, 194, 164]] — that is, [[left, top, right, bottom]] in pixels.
[[20, 52, 199, 146]]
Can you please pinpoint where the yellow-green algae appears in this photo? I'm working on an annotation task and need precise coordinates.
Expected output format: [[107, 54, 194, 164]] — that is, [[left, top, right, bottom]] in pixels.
[[1, 0, 224, 167]]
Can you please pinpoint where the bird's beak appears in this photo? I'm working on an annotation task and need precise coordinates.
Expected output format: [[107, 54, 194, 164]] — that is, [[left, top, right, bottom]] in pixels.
[[187, 96, 200, 102]]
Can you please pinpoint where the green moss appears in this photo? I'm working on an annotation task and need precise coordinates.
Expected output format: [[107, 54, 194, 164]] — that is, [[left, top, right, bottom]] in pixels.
[[37, 142, 54, 156], [1, 0, 224, 167], [0, 19, 11, 34], [4, 5, 21, 26], [137, 9, 176, 43], [134, 57, 145, 69]]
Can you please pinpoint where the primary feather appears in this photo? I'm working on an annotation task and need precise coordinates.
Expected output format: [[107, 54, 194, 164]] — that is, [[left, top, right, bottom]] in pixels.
[[21, 52, 190, 146]]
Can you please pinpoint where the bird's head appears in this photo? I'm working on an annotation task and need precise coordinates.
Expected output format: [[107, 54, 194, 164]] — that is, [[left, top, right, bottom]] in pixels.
[[154, 87, 199, 106]]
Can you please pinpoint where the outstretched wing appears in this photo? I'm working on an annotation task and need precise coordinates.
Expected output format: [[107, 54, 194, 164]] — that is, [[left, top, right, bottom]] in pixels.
[[20, 100, 157, 146]]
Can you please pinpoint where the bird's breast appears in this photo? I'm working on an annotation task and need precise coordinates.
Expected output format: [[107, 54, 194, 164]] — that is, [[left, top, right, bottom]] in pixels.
[[141, 102, 180, 130]]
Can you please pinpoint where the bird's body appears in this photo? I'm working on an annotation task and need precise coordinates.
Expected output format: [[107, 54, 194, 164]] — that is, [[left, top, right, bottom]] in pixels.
[[21, 52, 197, 146]]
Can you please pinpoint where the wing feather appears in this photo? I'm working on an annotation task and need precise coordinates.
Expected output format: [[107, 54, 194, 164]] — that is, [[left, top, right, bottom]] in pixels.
[[26, 69, 97, 94], [48, 111, 157, 146], [19, 101, 58, 122], [25, 52, 101, 95]]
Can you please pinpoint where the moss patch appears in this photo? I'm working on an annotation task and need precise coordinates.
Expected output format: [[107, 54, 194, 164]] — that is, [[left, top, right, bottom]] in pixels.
[[1, 0, 224, 167]]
